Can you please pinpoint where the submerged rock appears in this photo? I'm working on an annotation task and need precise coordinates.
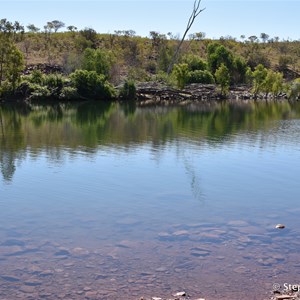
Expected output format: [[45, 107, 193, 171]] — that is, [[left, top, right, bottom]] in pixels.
[[173, 291, 186, 297], [1, 275, 20, 282], [190, 247, 211, 257]]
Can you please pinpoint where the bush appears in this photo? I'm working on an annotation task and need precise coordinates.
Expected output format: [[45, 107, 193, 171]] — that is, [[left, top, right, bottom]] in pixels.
[[28, 70, 44, 85], [43, 73, 64, 89], [215, 64, 230, 96], [59, 86, 79, 100], [70, 69, 116, 100], [173, 63, 190, 89], [29, 84, 51, 100], [0, 81, 13, 98], [188, 70, 215, 84], [207, 43, 234, 74], [252, 64, 268, 96], [232, 56, 248, 84], [119, 80, 136, 100], [154, 71, 177, 86], [182, 54, 207, 71], [81, 48, 115, 77]]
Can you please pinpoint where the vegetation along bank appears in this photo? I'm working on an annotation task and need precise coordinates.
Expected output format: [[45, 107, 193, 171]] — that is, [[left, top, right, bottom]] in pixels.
[[0, 18, 300, 104]]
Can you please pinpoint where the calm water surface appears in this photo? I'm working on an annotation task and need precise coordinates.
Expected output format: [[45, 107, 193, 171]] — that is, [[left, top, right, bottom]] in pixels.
[[1, 100, 300, 299]]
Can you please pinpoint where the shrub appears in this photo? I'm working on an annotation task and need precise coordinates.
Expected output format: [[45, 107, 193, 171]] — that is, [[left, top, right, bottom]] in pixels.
[[232, 56, 248, 84], [29, 85, 51, 100], [70, 69, 116, 100], [28, 70, 44, 85], [207, 43, 234, 74], [182, 54, 207, 71], [154, 71, 177, 86], [81, 48, 115, 77], [173, 63, 190, 89], [0, 81, 13, 97], [262, 70, 284, 97], [215, 64, 230, 96], [119, 80, 136, 100], [252, 64, 268, 96], [188, 70, 215, 84], [59, 86, 79, 101], [43, 73, 64, 89]]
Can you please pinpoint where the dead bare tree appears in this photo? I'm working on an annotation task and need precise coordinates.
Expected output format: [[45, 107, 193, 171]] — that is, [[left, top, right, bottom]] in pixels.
[[167, 0, 205, 74]]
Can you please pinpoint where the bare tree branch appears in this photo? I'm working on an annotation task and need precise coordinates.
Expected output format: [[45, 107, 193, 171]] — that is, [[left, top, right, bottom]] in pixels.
[[167, 0, 205, 74]]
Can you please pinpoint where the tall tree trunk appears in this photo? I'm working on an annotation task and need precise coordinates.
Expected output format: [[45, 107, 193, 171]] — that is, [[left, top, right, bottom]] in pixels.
[[167, 0, 205, 75]]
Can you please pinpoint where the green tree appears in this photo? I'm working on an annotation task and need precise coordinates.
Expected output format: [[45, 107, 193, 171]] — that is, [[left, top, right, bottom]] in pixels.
[[79, 28, 97, 48], [6, 47, 24, 92], [0, 19, 24, 90], [67, 25, 77, 32], [271, 72, 284, 97], [207, 42, 234, 74], [248, 35, 258, 43], [252, 64, 268, 97], [119, 80, 136, 100], [188, 70, 215, 84], [70, 69, 115, 100], [173, 63, 190, 89], [215, 63, 230, 96], [27, 24, 40, 33], [232, 56, 248, 84], [260, 33, 269, 43], [182, 54, 207, 71], [81, 48, 115, 78], [51, 20, 65, 33]]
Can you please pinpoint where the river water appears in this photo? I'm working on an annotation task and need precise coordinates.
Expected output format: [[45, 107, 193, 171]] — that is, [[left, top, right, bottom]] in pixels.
[[1, 100, 300, 299]]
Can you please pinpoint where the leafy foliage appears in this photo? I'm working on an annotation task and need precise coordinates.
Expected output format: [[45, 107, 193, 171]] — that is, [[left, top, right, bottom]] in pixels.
[[188, 70, 215, 84], [1, 17, 300, 101], [119, 80, 136, 100], [81, 48, 114, 78], [182, 54, 207, 71], [173, 63, 190, 89], [70, 69, 116, 100], [252, 64, 268, 96], [59, 86, 79, 100], [215, 64, 230, 96], [207, 42, 234, 74]]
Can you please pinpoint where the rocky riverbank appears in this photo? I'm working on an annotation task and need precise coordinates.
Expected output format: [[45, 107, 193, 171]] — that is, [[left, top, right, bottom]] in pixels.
[[134, 82, 290, 106]]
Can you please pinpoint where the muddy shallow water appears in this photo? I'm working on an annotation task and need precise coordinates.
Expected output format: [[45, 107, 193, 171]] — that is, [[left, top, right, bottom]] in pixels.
[[1, 101, 300, 299]]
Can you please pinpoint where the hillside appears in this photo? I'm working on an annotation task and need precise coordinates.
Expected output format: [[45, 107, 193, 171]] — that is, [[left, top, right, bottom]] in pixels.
[[16, 30, 300, 84], [1, 19, 299, 102]]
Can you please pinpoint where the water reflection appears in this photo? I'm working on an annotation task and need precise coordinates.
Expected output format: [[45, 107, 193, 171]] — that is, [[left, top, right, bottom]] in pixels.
[[1, 100, 300, 299], [1, 100, 300, 183]]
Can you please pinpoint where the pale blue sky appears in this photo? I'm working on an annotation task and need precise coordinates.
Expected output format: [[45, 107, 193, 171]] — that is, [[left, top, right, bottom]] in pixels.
[[1, 0, 299, 40]]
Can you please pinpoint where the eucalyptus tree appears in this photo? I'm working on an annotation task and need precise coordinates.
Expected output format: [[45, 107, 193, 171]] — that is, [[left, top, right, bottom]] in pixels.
[[67, 25, 77, 32], [27, 24, 40, 33], [51, 20, 65, 33], [215, 63, 230, 95], [0, 19, 24, 90], [167, 0, 205, 74], [260, 33, 269, 43]]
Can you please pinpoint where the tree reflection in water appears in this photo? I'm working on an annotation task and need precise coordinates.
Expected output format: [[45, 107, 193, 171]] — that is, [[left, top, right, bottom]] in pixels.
[[1, 100, 300, 183]]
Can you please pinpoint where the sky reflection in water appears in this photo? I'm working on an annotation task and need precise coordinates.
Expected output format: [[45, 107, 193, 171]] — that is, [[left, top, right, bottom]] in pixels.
[[1, 101, 300, 299]]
